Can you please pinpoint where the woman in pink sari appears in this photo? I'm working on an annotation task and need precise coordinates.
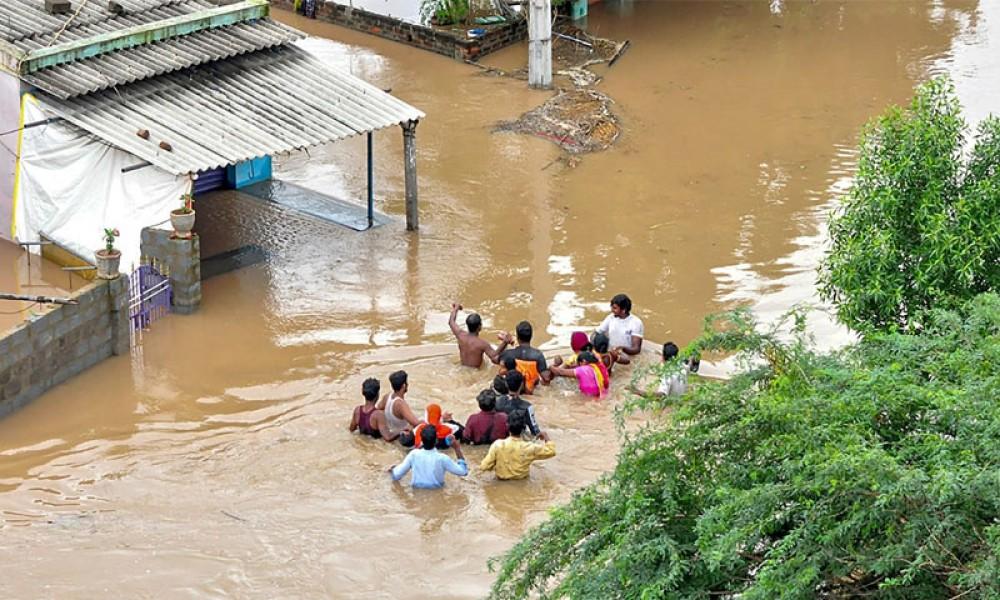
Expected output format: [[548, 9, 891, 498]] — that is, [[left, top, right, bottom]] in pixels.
[[550, 351, 610, 398]]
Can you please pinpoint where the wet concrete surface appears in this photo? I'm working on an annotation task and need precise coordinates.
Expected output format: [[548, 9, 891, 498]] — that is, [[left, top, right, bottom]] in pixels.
[[1, 1, 999, 597]]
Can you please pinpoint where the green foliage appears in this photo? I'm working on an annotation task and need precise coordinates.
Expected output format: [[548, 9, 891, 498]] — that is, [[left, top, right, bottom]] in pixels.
[[419, 0, 470, 26], [820, 78, 1000, 333], [490, 295, 1000, 599], [102, 227, 119, 253]]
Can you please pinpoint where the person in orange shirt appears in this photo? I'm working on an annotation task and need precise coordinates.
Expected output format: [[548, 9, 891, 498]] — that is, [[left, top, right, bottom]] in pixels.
[[498, 321, 551, 394]]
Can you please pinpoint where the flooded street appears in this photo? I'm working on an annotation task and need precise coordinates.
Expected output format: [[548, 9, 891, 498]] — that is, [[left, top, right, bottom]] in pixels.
[[2, 1, 998, 597]]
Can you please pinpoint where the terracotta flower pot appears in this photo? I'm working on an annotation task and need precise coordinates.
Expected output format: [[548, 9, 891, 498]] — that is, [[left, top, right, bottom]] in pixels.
[[95, 249, 121, 279], [170, 208, 196, 239]]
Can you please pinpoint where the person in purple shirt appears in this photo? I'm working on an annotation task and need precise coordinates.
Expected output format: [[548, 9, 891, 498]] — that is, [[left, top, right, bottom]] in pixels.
[[463, 389, 509, 445], [388, 425, 468, 489]]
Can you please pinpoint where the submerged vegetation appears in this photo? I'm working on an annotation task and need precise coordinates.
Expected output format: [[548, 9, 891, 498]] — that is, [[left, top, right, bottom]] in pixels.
[[491, 78, 1000, 598]]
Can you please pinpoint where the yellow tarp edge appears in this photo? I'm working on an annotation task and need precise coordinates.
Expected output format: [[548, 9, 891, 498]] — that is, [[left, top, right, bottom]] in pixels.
[[11, 92, 38, 240]]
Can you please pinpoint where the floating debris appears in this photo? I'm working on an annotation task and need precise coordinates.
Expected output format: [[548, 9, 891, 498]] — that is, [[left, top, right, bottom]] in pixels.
[[557, 66, 602, 88], [473, 23, 627, 89], [495, 89, 621, 154]]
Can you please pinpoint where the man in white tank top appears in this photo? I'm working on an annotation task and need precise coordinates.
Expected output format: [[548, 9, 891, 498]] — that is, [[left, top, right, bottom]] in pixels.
[[376, 370, 421, 441]]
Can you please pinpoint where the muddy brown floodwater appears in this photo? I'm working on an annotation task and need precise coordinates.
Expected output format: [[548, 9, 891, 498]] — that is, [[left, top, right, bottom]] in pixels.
[[1, 1, 998, 598]]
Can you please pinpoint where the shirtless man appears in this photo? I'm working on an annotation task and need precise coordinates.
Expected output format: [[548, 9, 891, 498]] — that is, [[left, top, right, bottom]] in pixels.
[[449, 302, 509, 368]]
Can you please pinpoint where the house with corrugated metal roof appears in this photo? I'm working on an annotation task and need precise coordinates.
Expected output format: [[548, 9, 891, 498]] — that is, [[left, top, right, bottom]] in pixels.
[[0, 0, 424, 268]]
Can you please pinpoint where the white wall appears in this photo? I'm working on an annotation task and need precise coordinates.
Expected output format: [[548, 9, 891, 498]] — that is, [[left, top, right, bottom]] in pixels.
[[0, 71, 20, 241], [343, 0, 421, 23]]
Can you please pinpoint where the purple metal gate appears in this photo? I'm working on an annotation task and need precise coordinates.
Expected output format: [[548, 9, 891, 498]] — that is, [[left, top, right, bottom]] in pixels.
[[128, 263, 172, 345]]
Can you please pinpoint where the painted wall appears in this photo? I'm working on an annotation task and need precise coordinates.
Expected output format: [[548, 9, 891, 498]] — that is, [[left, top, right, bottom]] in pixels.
[[0, 72, 20, 242]]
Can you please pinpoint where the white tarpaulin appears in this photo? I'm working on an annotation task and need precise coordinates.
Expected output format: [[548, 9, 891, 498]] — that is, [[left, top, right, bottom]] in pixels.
[[12, 94, 188, 270]]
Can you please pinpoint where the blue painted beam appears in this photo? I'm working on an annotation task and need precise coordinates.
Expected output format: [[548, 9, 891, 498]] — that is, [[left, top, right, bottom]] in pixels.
[[21, 0, 269, 74]]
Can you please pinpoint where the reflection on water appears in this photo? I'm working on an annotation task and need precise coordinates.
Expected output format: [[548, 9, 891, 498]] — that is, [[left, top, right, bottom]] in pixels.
[[1, 1, 999, 597]]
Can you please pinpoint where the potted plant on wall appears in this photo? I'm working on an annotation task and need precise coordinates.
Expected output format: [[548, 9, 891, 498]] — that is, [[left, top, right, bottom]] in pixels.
[[170, 193, 196, 239], [96, 227, 121, 279]]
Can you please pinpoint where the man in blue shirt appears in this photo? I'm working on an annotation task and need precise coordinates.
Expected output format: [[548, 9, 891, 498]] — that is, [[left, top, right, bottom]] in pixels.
[[389, 425, 468, 489]]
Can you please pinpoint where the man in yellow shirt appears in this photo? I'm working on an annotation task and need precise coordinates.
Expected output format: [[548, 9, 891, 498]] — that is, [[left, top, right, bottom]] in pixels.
[[480, 409, 556, 480]]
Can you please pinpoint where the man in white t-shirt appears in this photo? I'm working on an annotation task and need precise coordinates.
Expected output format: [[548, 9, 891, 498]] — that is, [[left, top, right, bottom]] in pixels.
[[595, 293, 644, 359]]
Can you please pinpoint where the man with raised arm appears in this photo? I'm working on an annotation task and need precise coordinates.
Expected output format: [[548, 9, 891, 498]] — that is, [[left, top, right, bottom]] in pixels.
[[449, 302, 510, 368]]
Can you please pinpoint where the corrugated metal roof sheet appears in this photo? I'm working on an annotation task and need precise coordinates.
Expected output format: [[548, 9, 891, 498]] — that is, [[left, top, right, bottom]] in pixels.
[[39, 46, 426, 175], [0, 0, 215, 43], [23, 18, 304, 99]]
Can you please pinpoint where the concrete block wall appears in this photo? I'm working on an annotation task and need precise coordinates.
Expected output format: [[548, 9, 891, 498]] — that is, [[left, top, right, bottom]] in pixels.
[[271, 0, 527, 61], [0, 277, 129, 418], [140, 227, 201, 315]]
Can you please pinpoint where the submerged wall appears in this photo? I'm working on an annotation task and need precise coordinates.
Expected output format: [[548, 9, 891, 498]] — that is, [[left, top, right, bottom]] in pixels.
[[272, 1, 527, 61], [0, 278, 129, 418]]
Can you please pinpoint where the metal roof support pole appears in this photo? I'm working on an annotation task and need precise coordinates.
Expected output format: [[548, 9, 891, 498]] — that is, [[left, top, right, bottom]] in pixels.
[[402, 120, 419, 232], [367, 131, 374, 229]]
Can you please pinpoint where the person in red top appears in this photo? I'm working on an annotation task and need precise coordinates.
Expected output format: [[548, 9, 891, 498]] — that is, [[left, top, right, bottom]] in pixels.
[[462, 389, 509, 445]]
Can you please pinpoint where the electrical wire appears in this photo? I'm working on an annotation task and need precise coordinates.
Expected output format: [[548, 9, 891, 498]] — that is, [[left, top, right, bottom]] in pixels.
[[0, 302, 40, 315]]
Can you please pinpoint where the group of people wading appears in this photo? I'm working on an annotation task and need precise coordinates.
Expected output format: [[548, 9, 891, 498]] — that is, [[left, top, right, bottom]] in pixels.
[[349, 294, 691, 489]]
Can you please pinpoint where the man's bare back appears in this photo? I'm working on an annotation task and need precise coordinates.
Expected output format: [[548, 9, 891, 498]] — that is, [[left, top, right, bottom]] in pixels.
[[449, 302, 508, 368]]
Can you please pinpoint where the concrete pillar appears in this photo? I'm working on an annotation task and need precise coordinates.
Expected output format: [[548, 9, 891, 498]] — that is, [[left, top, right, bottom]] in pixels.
[[140, 227, 202, 315], [107, 275, 130, 356], [528, 0, 552, 89], [402, 120, 419, 231]]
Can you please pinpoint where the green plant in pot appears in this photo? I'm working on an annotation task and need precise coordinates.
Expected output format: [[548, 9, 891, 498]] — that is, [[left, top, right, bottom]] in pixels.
[[170, 193, 196, 239], [95, 227, 121, 279]]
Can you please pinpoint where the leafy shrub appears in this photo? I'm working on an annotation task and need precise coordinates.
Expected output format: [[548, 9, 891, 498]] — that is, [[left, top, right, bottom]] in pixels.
[[419, 0, 470, 26], [490, 295, 1000, 599], [820, 78, 1000, 334]]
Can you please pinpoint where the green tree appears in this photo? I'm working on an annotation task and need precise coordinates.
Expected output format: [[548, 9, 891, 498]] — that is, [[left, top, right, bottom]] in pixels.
[[820, 78, 1000, 333], [490, 295, 1000, 599]]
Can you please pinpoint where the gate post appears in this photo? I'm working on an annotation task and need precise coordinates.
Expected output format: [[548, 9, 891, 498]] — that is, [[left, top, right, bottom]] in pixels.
[[140, 227, 201, 314], [107, 275, 130, 356]]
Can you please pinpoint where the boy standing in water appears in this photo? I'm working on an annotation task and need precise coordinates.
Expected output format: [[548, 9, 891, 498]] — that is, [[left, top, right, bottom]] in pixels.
[[463, 389, 509, 445], [480, 410, 556, 480], [389, 425, 468, 489], [495, 371, 542, 437], [449, 302, 510, 368], [498, 321, 551, 394], [376, 370, 421, 444], [349, 377, 398, 440]]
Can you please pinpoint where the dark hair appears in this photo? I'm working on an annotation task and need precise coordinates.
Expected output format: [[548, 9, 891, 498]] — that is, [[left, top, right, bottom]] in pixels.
[[420, 424, 438, 450], [492, 374, 509, 395], [507, 409, 527, 436], [662, 342, 679, 361], [611, 293, 632, 314], [502, 355, 517, 371], [577, 351, 597, 365], [515, 321, 533, 343], [591, 332, 610, 354], [362, 377, 380, 402], [505, 369, 524, 395], [389, 370, 408, 392], [466, 313, 482, 334], [477, 389, 497, 411]]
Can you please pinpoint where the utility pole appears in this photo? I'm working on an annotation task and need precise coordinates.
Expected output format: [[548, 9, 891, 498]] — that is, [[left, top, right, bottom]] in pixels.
[[528, 0, 552, 89]]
